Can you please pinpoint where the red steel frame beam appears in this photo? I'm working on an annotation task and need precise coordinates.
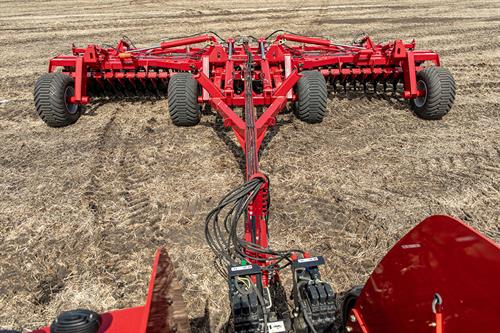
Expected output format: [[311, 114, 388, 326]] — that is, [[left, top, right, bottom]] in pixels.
[[48, 34, 440, 107]]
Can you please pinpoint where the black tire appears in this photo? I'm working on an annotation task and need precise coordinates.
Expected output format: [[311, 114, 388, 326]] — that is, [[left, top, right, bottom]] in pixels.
[[167, 73, 200, 126], [34, 73, 82, 127], [410, 66, 456, 120], [50, 309, 100, 333], [341, 285, 363, 331], [295, 70, 328, 123]]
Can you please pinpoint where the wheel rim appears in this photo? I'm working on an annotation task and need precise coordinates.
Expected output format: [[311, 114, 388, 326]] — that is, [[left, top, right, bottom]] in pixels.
[[64, 86, 79, 114], [414, 80, 427, 108]]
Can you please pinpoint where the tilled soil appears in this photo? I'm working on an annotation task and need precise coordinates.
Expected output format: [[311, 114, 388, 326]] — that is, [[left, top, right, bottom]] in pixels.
[[0, 0, 499, 331]]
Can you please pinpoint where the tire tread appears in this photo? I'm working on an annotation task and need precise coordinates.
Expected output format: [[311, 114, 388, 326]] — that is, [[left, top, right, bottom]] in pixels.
[[167, 73, 200, 126], [296, 71, 328, 123], [411, 67, 456, 120], [34, 73, 81, 127]]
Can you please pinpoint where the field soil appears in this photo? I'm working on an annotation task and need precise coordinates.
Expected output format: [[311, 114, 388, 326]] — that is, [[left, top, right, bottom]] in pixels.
[[0, 0, 499, 331]]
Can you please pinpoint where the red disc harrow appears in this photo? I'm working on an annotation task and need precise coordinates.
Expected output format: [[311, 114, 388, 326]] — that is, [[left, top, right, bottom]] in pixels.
[[28, 32, 498, 333]]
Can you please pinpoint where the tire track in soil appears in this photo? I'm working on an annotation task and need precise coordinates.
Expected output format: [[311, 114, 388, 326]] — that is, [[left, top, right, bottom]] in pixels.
[[0, 101, 35, 122], [416, 147, 500, 181], [119, 136, 161, 229], [459, 80, 499, 94], [80, 104, 165, 305], [415, 149, 500, 240], [80, 103, 156, 222], [83, 111, 119, 223], [78, 107, 143, 302]]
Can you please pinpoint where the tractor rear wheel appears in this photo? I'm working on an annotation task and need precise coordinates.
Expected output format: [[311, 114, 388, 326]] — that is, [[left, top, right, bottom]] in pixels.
[[34, 73, 81, 127], [410, 66, 456, 120], [295, 70, 328, 123], [167, 73, 200, 126], [341, 285, 363, 331]]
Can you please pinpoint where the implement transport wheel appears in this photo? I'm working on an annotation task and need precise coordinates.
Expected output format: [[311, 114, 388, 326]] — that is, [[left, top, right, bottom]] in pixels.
[[295, 70, 328, 123], [34, 73, 81, 127], [167, 72, 200, 126], [410, 66, 456, 120]]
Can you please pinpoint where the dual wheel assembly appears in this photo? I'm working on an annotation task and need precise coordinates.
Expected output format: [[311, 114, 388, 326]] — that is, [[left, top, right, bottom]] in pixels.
[[34, 67, 456, 128]]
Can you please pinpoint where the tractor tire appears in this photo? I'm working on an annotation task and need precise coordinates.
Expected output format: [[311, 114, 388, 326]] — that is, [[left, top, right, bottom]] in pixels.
[[167, 73, 200, 126], [410, 66, 456, 120], [295, 70, 328, 123], [34, 73, 82, 127], [341, 285, 363, 331]]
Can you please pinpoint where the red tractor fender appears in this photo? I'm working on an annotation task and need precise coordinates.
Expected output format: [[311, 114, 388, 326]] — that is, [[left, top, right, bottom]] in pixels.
[[348, 215, 500, 333]]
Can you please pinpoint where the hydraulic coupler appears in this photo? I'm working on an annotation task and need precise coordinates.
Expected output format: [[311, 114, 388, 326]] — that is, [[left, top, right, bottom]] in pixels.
[[291, 256, 337, 333], [228, 264, 267, 333]]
